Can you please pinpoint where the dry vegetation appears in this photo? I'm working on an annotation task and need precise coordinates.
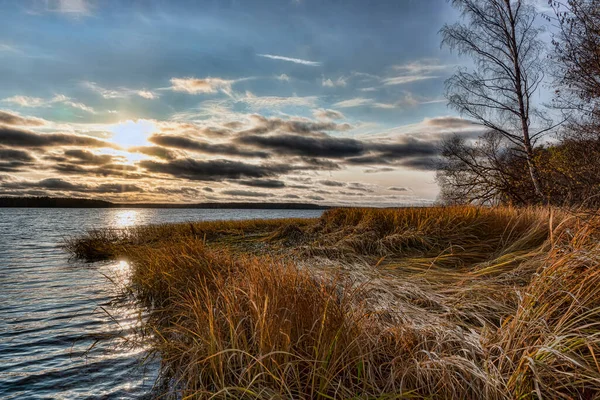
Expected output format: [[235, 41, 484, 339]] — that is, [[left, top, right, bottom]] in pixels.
[[66, 206, 600, 399]]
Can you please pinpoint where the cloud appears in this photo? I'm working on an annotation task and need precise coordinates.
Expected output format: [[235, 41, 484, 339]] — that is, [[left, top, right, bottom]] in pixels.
[[257, 54, 321, 66], [41, 0, 92, 16], [129, 145, 178, 160], [2, 96, 51, 107], [238, 179, 286, 189], [392, 60, 451, 75], [139, 158, 297, 181], [364, 167, 395, 173], [240, 92, 318, 109], [276, 74, 291, 81], [422, 116, 478, 129], [149, 134, 270, 158], [0, 148, 35, 162], [2, 94, 95, 113], [388, 186, 409, 192], [221, 190, 274, 198], [1, 178, 144, 194], [313, 109, 345, 120], [0, 44, 19, 53], [170, 77, 235, 96], [237, 134, 364, 158], [239, 115, 351, 135], [332, 98, 373, 108], [61, 149, 118, 165], [0, 126, 118, 148], [318, 180, 346, 187], [82, 81, 158, 100], [382, 75, 439, 86], [0, 110, 46, 126], [0, 148, 36, 172], [322, 77, 347, 87]]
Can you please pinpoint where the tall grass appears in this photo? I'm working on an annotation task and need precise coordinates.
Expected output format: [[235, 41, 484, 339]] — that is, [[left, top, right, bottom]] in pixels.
[[66, 206, 600, 399]]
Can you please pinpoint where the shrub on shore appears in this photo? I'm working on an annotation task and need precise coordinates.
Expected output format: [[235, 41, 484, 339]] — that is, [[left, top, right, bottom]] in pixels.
[[66, 206, 600, 399]]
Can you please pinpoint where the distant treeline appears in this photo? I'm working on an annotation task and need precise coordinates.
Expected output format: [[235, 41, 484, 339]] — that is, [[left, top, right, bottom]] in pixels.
[[0, 196, 328, 210]]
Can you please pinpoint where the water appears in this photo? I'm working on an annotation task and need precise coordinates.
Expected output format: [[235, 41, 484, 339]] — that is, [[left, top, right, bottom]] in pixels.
[[0, 208, 324, 399]]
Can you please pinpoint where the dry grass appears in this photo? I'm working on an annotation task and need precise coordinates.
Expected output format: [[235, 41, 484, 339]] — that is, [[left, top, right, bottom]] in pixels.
[[66, 206, 600, 399]]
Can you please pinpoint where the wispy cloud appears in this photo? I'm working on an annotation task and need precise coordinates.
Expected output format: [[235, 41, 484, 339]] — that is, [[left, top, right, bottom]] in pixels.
[[170, 77, 236, 96], [241, 92, 318, 109], [2, 94, 96, 113], [332, 97, 373, 108], [82, 81, 158, 100], [257, 53, 321, 67], [0, 44, 20, 53], [382, 75, 439, 86], [35, 0, 93, 17], [392, 60, 451, 75]]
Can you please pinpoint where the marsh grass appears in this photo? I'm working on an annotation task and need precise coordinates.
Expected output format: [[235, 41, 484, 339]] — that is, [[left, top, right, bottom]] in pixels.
[[66, 206, 600, 399]]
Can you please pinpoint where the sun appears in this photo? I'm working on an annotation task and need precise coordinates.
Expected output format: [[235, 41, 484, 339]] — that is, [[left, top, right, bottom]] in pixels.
[[109, 119, 157, 148]]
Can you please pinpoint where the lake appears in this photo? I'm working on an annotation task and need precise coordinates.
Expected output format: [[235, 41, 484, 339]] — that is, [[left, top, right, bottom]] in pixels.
[[0, 208, 324, 399]]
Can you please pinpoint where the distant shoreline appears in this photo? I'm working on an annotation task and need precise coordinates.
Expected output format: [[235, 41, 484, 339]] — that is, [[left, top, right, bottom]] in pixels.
[[0, 196, 329, 210]]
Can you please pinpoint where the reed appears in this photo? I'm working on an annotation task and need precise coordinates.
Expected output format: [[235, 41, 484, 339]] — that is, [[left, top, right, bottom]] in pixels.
[[66, 206, 600, 399]]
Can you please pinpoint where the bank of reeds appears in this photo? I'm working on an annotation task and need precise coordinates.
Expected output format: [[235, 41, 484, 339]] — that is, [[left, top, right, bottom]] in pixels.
[[66, 206, 600, 399]]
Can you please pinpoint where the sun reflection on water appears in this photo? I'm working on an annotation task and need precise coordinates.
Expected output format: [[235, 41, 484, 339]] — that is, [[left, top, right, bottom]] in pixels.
[[112, 209, 142, 228]]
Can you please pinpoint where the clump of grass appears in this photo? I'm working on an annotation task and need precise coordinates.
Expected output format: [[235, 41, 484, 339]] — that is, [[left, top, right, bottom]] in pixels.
[[67, 206, 600, 398]]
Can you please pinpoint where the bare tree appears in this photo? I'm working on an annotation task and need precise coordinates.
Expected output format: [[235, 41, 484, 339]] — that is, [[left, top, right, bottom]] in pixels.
[[436, 131, 534, 205], [550, 0, 600, 136], [441, 0, 554, 201]]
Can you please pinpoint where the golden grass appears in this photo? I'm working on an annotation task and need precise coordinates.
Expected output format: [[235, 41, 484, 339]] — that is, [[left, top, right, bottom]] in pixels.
[[66, 206, 600, 399]]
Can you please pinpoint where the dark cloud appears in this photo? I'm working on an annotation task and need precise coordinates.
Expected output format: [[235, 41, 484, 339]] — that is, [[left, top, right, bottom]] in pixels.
[[297, 157, 341, 170], [154, 187, 200, 196], [398, 157, 438, 171], [202, 187, 214, 192], [347, 182, 374, 193], [129, 146, 178, 160], [0, 148, 36, 172], [221, 190, 273, 198], [0, 161, 32, 172], [0, 126, 117, 149], [318, 179, 346, 187], [339, 191, 366, 196], [237, 134, 364, 158], [364, 167, 395, 173], [367, 139, 438, 158], [238, 179, 286, 189], [62, 149, 117, 165], [149, 134, 270, 158], [1, 178, 144, 193], [388, 186, 409, 192], [239, 115, 352, 136], [0, 148, 35, 162], [139, 158, 296, 181], [52, 162, 143, 179], [423, 116, 478, 129], [345, 155, 392, 165], [283, 194, 300, 199], [0, 110, 45, 126], [306, 195, 325, 201]]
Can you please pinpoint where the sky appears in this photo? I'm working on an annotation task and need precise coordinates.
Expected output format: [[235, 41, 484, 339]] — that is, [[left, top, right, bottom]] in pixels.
[[0, 0, 494, 205]]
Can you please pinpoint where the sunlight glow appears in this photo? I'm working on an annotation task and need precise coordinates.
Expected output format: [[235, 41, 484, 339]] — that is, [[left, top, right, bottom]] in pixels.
[[109, 119, 156, 147]]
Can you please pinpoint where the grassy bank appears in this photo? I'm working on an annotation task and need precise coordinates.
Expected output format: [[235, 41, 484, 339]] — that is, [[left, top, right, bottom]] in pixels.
[[66, 206, 600, 399]]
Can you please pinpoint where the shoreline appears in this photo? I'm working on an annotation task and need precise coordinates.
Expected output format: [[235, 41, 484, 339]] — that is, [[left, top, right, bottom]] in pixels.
[[67, 206, 600, 398]]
